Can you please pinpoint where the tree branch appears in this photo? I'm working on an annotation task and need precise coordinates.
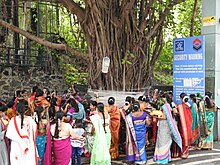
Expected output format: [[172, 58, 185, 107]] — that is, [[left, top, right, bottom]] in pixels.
[[138, 0, 154, 32], [23, 0, 85, 23], [0, 19, 88, 61], [61, 0, 85, 23], [146, 0, 183, 41], [190, 0, 198, 36]]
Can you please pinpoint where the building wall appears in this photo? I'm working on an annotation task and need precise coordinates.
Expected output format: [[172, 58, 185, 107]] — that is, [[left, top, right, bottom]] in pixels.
[[0, 66, 67, 100]]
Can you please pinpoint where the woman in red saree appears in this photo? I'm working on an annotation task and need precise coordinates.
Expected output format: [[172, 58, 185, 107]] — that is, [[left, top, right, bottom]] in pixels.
[[172, 93, 192, 159], [108, 97, 121, 160]]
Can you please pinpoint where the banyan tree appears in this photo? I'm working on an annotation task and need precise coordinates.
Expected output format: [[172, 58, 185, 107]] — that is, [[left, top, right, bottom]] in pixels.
[[0, 0, 185, 91]]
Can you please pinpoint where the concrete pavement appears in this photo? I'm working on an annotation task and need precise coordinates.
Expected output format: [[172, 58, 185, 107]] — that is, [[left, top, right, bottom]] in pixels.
[[81, 141, 220, 164]]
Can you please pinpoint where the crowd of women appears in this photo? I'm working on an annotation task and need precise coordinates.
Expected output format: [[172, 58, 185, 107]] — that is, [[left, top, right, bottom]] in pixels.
[[0, 85, 217, 165]]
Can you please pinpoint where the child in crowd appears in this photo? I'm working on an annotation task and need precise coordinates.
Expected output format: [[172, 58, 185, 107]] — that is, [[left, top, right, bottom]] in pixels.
[[71, 119, 85, 165]]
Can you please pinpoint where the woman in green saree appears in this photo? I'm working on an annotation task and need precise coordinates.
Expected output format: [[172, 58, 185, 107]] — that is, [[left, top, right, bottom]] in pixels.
[[90, 102, 111, 165], [198, 91, 216, 150], [190, 94, 200, 145]]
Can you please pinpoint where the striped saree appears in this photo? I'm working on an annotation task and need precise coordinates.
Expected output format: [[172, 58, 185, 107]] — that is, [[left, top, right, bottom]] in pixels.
[[154, 104, 182, 164]]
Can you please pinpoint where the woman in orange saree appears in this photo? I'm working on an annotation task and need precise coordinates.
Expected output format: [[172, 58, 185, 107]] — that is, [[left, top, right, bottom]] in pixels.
[[108, 97, 121, 160]]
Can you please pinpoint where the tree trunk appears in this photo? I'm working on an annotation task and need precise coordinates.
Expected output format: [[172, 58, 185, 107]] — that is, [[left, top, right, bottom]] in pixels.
[[81, 0, 181, 91], [190, 0, 198, 36]]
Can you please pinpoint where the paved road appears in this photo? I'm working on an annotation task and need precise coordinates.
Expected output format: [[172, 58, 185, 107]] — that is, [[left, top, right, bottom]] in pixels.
[[82, 142, 220, 164]]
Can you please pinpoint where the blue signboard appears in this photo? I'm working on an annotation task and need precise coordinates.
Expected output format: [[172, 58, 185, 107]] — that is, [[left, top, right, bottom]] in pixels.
[[173, 36, 205, 104]]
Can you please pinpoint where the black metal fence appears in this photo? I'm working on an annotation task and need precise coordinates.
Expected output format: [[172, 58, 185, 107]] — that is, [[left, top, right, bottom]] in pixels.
[[0, 0, 60, 69], [0, 46, 47, 67]]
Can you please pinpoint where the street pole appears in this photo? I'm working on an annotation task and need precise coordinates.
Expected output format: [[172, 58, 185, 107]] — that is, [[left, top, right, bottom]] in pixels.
[[202, 0, 220, 140]]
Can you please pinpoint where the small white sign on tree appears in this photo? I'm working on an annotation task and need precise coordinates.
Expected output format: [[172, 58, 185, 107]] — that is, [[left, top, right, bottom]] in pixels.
[[102, 57, 110, 73]]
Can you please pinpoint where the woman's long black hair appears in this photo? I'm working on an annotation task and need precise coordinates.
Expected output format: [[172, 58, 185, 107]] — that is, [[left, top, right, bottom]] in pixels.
[[97, 102, 107, 133], [190, 94, 197, 103], [68, 98, 79, 112], [162, 92, 173, 108], [48, 97, 57, 122], [54, 110, 64, 138], [205, 91, 214, 108], [34, 106, 44, 127], [16, 99, 29, 129], [35, 88, 44, 99]]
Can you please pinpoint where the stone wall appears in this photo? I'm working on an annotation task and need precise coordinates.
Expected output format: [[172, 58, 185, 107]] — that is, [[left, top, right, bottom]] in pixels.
[[0, 66, 67, 100]]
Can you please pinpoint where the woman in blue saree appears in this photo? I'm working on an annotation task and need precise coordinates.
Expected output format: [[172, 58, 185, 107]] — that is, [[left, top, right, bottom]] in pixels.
[[154, 93, 182, 164], [125, 101, 151, 164], [34, 106, 49, 165]]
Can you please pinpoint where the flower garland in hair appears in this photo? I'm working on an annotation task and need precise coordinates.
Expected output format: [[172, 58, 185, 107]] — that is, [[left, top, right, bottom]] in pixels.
[[183, 96, 189, 103], [204, 95, 210, 100], [34, 112, 38, 123], [58, 118, 61, 131]]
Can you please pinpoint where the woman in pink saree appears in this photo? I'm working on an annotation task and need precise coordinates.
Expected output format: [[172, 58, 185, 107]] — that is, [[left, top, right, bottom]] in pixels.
[[45, 111, 84, 165]]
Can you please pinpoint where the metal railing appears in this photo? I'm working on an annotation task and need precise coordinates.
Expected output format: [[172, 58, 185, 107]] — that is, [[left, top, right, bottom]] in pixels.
[[0, 46, 47, 67]]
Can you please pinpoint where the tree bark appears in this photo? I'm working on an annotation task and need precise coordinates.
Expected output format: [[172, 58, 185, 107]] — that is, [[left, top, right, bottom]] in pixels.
[[80, 0, 183, 90]]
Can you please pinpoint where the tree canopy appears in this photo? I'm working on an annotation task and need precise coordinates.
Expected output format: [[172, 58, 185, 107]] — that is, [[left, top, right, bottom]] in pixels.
[[0, 0, 202, 91]]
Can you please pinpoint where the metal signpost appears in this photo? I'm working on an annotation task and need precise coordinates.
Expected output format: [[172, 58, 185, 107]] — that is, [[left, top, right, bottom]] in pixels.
[[202, 0, 220, 140]]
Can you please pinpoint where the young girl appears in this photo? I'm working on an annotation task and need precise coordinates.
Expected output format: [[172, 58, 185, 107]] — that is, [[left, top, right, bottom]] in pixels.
[[34, 106, 48, 165], [71, 119, 85, 165], [83, 101, 97, 158]]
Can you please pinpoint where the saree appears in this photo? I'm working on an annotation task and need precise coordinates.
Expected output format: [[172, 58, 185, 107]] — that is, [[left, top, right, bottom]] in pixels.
[[124, 113, 140, 162], [191, 103, 200, 144], [32, 96, 50, 114], [0, 119, 9, 165], [53, 137, 72, 165], [154, 104, 182, 164], [198, 103, 215, 149], [36, 119, 48, 165], [131, 112, 148, 164], [177, 103, 192, 158], [6, 116, 39, 165], [109, 105, 121, 160], [84, 122, 94, 157], [90, 114, 111, 165], [44, 127, 53, 165], [119, 109, 127, 154], [152, 117, 158, 144], [36, 135, 46, 165], [198, 101, 208, 138], [72, 103, 86, 120]]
